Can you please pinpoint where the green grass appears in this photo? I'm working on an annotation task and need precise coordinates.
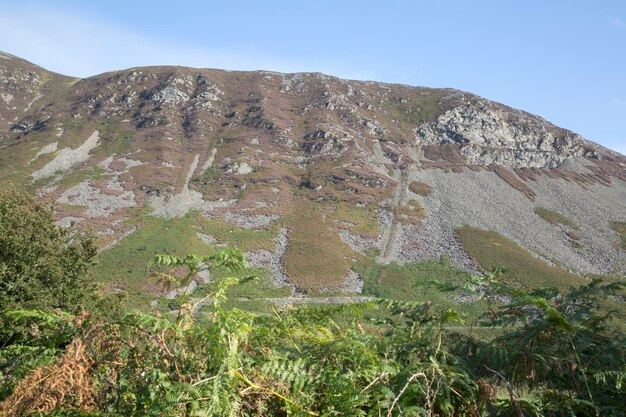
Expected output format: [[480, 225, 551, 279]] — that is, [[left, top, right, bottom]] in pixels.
[[190, 267, 292, 301], [197, 219, 277, 252], [55, 166, 106, 188], [155, 267, 294, 315], [387, 91, 445, 125], [610, 221, 626, 250], [534, 207, 579, 230], [94, 121, 135, 156], [322, 201, 379, 237], [356, 257, 489, 318], [93, 214, 211, 294], [93, 212, 279, 302], [55, 116, 89, 133], [455, 226, 586, 289]]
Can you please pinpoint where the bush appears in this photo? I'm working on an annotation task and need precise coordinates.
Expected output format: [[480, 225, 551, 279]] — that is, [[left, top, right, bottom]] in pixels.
[[0, 188, 97, 343]]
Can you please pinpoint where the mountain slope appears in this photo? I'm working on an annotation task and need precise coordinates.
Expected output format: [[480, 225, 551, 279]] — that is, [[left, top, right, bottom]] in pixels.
[[1, 52, 625, 300]]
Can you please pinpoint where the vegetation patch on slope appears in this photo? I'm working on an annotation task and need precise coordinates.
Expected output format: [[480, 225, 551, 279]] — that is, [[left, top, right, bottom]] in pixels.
[[356, 257, 488, 318], [396, 199, 426, 224], [610, 221, 626, 250], [408, 180, 432, 196], [323, 200, 379, 238], [388, 90, 445, 125], [455, 226, 585, 289], [534, 207, 582, 247], [534, 206, 579, 229], [282, 200, 355, 291], [94, 212, 277, 299]]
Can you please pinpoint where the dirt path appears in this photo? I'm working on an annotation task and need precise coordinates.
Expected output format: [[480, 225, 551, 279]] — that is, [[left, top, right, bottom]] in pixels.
[[178, 295, 375, 315], [245, 296, 375, 307], [377, 167, 410, 264]]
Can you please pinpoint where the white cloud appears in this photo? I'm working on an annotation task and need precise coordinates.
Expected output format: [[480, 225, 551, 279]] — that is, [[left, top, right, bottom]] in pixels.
[[0, 4, 349, 78], [607, 16, 625, 27]]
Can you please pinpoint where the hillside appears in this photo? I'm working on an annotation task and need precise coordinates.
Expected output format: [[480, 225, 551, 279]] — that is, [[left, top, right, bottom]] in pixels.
[[1, 51, 625, 303]]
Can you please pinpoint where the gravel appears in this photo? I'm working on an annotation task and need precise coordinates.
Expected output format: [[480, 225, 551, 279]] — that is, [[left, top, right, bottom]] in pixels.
[[319, 269, 364, 294], [245, 228, 291, 287], [150, 154, 236, 218], [224, 212, 280, 229], [57, 179, 137, 217], [32, 130, 100, 180], [196, 233, 216, 246], [338, 229, 378, 253], [413, 168, 626, 275], [30, 141, 58, 163]]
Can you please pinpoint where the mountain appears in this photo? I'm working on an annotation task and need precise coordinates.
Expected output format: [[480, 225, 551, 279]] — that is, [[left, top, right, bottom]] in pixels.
[[1, 51, 625, 301]]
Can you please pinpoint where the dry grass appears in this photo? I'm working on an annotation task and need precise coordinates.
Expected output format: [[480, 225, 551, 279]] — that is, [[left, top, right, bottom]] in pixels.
[[408, 181, 432, 196], [387, 90, 445, 126], [323, 201, 379, 238], [397, 200, 427, 224], [282, 199, 355, 291], [423, 144, 465, 164], [0, 339, 96, 416], [488, 165, 536, 201]]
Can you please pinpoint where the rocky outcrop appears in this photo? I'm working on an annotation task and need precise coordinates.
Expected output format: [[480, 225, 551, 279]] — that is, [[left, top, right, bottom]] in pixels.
[[414, 99, 599, 168]]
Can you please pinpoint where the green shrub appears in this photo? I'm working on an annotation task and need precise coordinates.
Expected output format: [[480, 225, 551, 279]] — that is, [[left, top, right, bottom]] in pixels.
[[0, 188, 97, 343]]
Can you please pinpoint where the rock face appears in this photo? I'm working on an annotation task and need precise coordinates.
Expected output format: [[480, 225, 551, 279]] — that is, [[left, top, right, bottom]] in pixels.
[[1, 51, 625, 293], [415, 99, 599, 168]]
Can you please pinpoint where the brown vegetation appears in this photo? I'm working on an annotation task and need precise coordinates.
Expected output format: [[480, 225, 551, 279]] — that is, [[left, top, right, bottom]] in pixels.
[[423, 144, 465, 164], [488, 164, 537, 201], [0, 339, 96, 416], [408, 181, 432, 196]]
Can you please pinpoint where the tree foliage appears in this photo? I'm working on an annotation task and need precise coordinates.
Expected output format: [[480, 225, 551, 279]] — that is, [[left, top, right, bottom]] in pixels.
[[0, 188, 97, 343]]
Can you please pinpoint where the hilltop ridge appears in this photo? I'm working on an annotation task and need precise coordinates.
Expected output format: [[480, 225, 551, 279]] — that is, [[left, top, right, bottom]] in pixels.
[[1, 51, 625, 297]]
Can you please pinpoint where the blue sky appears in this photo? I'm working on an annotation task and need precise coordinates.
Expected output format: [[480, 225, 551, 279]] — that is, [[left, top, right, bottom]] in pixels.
[[0, 0, 624, 154]]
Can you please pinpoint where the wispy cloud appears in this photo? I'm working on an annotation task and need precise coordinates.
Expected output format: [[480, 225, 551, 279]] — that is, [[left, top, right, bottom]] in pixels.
[[0, 6, 277, 77], [0, 4, 355, 79], [607, 16, 625, 27]]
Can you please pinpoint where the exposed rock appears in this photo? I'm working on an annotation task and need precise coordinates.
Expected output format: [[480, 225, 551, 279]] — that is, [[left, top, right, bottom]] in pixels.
[[30, 141, 58, 163], [32, 131, 100, 180], [225, 161, 253, 175], [245, 228, 290, 287], [57, 179, 137, 217], [224, 212, 280, 229], [415, 100, 594, 168], [338, 230, 378, 253], [150, 154, 236, 218], [152, 86, 190, 103], [318, 269, 364, 294], [2, 52, 625, 289]]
